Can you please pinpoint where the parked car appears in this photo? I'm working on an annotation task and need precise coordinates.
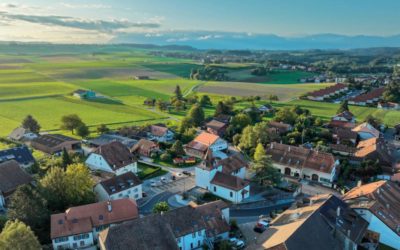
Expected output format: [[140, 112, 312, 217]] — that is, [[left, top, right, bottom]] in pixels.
[[150, 181, 157, 187], [161, 177, 167, 182], [142, 192, 147, 197], [253, 226, 265, 233], [229, 238, 245, 248], [182, 171, 191, 176]]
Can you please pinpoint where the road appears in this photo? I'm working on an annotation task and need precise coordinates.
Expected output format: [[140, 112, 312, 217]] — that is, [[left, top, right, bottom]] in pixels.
[[139, 191, 175, 214], [230, 201, 293, 219]]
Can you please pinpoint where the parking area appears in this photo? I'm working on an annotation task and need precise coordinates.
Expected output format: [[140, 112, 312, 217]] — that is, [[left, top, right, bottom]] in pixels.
[[144, 176, 195, 194]]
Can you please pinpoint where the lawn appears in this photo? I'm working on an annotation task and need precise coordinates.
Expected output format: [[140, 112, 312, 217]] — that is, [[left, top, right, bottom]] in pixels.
[[143, 62, 200, 78], [137, 162, 168, 180], [226, 69, 316, 84]]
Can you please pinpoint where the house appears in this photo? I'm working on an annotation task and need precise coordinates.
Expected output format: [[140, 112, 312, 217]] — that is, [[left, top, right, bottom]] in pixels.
[[332, 111, 356, 123], [330, 144, 357, 156], [352, 138, 394, 175], [352, 122, 380, 140], [332, 128, 358, 146], [51, 199, 138, 250], [213, 114, 232, 124], [195, 150, 250, 203], [328, 120, 356, 130], [307, 83, 348, 101], [8, 127, 37, 142], [0, 146, 35, 168], [73, 89, 96, 99], [348, 88, 384, 106], [85, 141, 137, 175], [94, 172, 142, 202], [343, 181, 400, 249], [117, 126, 148, 140], [250, 194, 369, 250], [130, 139, 159, 158], [185, 132, 228, 159], [86, 134, 137, 149], [147, 124, 174, 142], [0, 160, 34, 209], [205, 119, 227, 137], [377, 102, 400, 110], [31, 134, 81, 155], [266, 142, 339, 187], [268, 121, 293, 135], [258, 104, 274, 113], [99, 200, 230, 250]]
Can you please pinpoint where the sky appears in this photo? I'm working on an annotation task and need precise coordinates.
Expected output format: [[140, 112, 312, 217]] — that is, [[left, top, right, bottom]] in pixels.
[[0, 0, 400, 43]]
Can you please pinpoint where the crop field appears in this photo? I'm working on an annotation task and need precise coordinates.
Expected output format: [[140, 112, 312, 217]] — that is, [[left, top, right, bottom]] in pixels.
[[226, 69, 315, 84], [0, 47, 398, 138], [198, 82, 334, 101]]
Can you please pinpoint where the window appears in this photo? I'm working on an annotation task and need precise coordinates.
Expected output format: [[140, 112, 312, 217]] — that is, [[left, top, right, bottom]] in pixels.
[[213, 186, 217, 192], [73, 243, 78, 248], [192, 232, 196, 238], [230, 192, 233, 197], [55, 237, 68, 243], [134, 194, 139, 199], [198, 231, 201, 236], [190, 243, 193, 249], [80, 241, 85, 247], [177, 238, 181, 243], [198, 240, 201, 247], [119, 193, 123, 197]]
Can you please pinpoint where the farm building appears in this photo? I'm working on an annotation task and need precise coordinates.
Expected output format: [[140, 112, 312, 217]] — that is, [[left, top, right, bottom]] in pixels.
[[73, 89, 97, 99], [31, 134, 81, 155]]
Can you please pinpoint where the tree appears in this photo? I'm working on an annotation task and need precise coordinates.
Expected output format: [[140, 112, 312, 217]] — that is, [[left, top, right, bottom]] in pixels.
[[337, 100, 349, 114], [199, 95, 212, 107], [269, 94, 279, 102], [181, 127, 197, 144], [0, 220, 41, 250], [174, 85, 183, 100], [61, 148, 72, 170], [156, 99, 168, 111], [60, 114, 83, 134], [40, 167, 69, 211], [274, 107, 298, 125], [174, 99, 185, 111], [76, 123, 90, 138], [187, 104, 205, 127], [179, 117, 194, 134], [21, 115, 40, 134], [253, 143, 266, 162], [383, 80, 400, 103], [214, 101, 232, 117], [251, 155, 281, 186], [97, 124, 109, 134], [153, 201, 169, 213], [65, 163, 95, 206], [170, 140, 185, 157]]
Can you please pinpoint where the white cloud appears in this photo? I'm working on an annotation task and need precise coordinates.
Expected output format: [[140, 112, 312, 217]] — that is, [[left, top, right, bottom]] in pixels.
[[59, 2, 112, 9]]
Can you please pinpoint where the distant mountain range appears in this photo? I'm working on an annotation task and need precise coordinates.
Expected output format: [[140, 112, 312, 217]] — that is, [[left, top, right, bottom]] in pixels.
[[111, 31, 400, 50]]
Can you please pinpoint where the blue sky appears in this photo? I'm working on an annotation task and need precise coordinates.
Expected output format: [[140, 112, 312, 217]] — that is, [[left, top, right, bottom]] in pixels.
[[0, 0, 399, 43]]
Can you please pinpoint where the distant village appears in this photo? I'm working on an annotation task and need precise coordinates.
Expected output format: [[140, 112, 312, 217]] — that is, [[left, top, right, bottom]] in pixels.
[[1, 82, 400, 250]]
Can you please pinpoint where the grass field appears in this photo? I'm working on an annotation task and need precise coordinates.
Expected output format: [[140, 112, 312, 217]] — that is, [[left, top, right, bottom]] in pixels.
[[226, 69, 315, 84], [0, 49, 399, 138]]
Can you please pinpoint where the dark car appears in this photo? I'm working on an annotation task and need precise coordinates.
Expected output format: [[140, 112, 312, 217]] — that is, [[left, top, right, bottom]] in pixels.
[[253, 226, 265, 233], [142, 192, 147, 197], [182, 171, 191, 176]]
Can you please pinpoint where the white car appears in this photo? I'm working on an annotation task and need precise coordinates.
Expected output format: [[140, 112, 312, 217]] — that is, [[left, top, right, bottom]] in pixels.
[[150, 181, 157, 187], [160, 177, 167, 182], [229, 238, 245, 248]]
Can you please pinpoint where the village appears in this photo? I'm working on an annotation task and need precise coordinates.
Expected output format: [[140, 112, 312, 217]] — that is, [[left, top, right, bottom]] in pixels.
[[1, 82, 400, 250]]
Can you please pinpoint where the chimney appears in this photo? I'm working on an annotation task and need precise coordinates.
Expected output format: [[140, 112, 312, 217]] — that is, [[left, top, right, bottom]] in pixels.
[[107, 200, 112, 212], [288, 146, 291, 152], [347, 230, 351, 237], [377, 188, 380, 195], [336, 207, 341, 217], [386, 204, 390, 209], [357, 180, 362, 187]]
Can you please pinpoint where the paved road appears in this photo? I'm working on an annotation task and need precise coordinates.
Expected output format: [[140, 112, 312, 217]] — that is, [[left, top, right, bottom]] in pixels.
[[230, 201, 293, 218], [139, 191, 175, 215]]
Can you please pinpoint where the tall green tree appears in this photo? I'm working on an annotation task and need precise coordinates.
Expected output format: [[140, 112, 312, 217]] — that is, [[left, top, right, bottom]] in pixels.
[[251, 155, 281, 186], [61, 148, 72, 170], [0, 220, 41, 250], [40, 167, 69, 211], [65, 163, 95, 206], [187, 104, 205, 127], [21, 115, 40, 134], [337, 100, 349, 114], [174, 85, 183, 100], [170, 140, 185, 157], [60, 114, 83, 134], [214, 101, 232, 116], [97, 124, 109, 134], [253, 143, 266, 162], [199, 95, 212, 107], [76, 123, 90, 138], [153, 201, 169, 214], [383, 80, 400, 103]]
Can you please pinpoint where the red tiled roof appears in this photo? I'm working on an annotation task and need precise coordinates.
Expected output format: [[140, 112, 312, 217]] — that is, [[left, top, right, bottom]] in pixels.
[[194, 132, 220, 146], [328, 120, 356, 129], [210, 172, 249, 191], [307, 83, 347, 97], [206, 120, 227, 131], [352, 122, 380, 138], [149, 125, 168, 137], [51, 199, 138, 239], [94, 141, 136, 169], [349, 88, 384, 103]]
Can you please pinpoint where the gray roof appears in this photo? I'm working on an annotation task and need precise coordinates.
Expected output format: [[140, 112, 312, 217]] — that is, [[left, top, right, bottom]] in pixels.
[[99, 172, 142, 195], [0, 146, 35, 165]]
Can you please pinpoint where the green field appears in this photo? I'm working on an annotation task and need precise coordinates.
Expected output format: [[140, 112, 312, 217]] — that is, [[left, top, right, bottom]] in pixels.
[[0, 48, 399, 137], [226, 69, 315, 84]]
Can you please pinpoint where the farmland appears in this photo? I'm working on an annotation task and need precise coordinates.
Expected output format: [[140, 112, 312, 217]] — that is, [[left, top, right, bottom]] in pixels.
[[0, 46, 399, 137]]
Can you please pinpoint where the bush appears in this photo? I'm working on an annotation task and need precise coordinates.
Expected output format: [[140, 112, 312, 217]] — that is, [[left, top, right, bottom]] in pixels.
[[160, 152, 172, 162]]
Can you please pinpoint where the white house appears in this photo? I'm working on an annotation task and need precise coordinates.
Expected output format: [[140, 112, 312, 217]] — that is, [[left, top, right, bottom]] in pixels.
[[85, 141, 137, 175], [195, 151, 250, 203], [266, 142, 339, 187], [332, 111, 356, 123], [147, 124, 174, 142], [352, 122, 380, 140], [94, 172, 142, 201], [8, 127, 37, 142], [343, 181, 400, 250], [99, 200, 230, 250], [185, 132, 228, 159], [51, 199, 138, 250]]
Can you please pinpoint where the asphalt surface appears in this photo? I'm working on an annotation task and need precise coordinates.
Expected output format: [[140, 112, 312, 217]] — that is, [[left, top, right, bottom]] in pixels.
[[139, 191, 175, 214]]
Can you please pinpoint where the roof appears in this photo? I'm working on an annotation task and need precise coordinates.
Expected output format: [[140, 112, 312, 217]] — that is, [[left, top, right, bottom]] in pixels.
[[193, 132, 220, 146], [217, 153, 248, 174], [333, 128, 358, 141], [334, 111, 354, 121], [149, 125, 169, 137], [328, 120, 356, 129], [214, 114, 231, 124], [8, 127, 30, 141], [210, 171, 249, 191], [343, 181, 400, 237], [206, 119, 227, 131], [32, 134, 79, 148], [51, 199, 138, 239], [349, 88, 384, 103], [99, 200, 229, 250], [307, 83, 347, 97], [88, 134, 137, 148], [330, 144, 357, 154], [250, 195, 368, 250], [0, 146, 35, 165], [269, 121, 292, 131], [94, 141, 136, 169], [131, 139, 158, 153], [266, 143, 336, 174], [73, 89, 88, 95], [0, 160, 33, 194], [99, 172, 142, 195], [352, 122, 380, 138], [185, 140, 209, 152]]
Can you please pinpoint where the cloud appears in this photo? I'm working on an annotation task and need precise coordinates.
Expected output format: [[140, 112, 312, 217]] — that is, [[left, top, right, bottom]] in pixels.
[[0, 12, 161, 32], [59, 3, 112, 9]]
